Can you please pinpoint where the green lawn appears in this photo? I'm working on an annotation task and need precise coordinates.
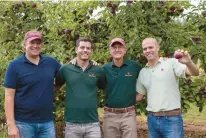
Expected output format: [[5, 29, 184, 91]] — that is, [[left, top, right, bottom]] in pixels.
[[98, 104, 206, 123], [183, 103, 206, 122], [0, 123, 7, 138]]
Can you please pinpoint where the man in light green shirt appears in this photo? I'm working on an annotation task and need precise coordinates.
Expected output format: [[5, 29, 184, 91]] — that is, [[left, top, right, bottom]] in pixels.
[[136, 38, 199, 138]]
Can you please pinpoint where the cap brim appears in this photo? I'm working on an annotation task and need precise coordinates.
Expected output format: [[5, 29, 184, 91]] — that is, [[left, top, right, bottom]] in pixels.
[[26, 37, 42, 42], [110, 41, 125, 47]]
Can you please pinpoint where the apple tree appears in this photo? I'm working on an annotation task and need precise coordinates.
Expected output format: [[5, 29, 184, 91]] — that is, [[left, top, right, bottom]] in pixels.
[[0, 2, 206, 136], [97, 1, 206, 113]]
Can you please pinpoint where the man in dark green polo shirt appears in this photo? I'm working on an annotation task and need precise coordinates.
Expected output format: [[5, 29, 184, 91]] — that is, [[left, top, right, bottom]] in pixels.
[[55, 37, 106, 138], [102, 38, 142, 138]]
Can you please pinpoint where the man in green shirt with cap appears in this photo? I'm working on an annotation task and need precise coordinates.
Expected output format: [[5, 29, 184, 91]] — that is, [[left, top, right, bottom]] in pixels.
[[102, 38, 142, 138], [55, 37, 106, 138]]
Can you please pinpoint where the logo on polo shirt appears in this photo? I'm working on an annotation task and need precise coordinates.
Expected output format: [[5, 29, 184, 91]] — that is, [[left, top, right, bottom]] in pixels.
[[89, 73, 96, 77], [125, 72, 132, 76]]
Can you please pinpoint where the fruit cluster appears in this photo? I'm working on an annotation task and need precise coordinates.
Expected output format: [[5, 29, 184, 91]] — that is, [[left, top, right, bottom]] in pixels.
[[106, 1, 118, 15]]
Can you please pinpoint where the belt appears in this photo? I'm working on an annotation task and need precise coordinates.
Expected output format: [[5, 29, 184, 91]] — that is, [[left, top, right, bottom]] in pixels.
[[148, 109, 181, 116], [104, 106, 135, 114]]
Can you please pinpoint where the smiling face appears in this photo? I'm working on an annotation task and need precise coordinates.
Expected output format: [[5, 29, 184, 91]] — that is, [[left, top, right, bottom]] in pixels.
[[142, 38, 160, 62], [110, 42, 126, 60], [23, 39, 42, 58], [75, 41, 92, 61]]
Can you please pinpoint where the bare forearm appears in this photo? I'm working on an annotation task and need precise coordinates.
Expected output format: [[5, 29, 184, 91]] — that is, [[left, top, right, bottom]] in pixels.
[[186, 61, 199, 76], [5, 96, 15, 126], [5, 88, 19, 137]]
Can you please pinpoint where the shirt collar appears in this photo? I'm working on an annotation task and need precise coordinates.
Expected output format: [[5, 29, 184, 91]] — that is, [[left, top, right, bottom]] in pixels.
[[145, 57, 163, 67], [74, 60, 93, 69], [111, 59, 129, 67], [21, 53, 44, 64]]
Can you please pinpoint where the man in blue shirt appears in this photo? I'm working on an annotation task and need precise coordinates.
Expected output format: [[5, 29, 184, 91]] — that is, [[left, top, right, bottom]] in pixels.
[[4, 30, 61, 138]]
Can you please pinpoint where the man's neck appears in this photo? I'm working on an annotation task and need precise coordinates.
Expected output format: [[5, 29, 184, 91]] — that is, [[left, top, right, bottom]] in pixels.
[[113, 58, 124, 67], [25, 54, 40, 65], [76, 58, 89, 71], [147, 57, 160, 68]]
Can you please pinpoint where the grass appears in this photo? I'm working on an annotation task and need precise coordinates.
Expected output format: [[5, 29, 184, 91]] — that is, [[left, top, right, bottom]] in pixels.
[[98, 104, 206, 123], [183, 103, 206, 123], [0, 123, 7, 138]]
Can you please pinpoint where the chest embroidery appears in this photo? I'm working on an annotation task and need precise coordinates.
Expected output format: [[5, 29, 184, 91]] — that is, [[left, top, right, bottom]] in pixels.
[[125, 72, 132, 77], [89, 73, 96, 78]]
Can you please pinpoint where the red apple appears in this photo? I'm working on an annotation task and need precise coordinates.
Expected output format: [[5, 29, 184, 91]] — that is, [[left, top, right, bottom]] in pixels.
[[84, 24, 89, 29], [31, 4, 37, 8], [127, 0, 133, 4], [169, 6, 176, 12], [106, 2, 112, 7], [174, 51, 183, 59], [112, 4, 118, 9], [192, 36, 201, 43]]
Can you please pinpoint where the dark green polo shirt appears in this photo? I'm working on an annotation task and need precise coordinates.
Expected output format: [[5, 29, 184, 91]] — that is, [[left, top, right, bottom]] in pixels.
[[103, 59, 141, 108], [56, 61, 106, 123]]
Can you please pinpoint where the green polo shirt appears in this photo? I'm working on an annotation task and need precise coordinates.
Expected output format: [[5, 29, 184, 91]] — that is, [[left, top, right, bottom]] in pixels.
[[56, 61, 106, 123], [136, 58, 186, 112], [103, 59, 142, 108]]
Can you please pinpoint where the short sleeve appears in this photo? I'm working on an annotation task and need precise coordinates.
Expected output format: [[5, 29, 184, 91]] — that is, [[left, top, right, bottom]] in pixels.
[[136, 70, 147, 95], [54, 60, 61, 78], [97, 68, 106, 90], [55, 61, 61, 72], [135, 64, 142, 78], [172, 58, 186, 78], [55, 66, 65, 86], [4, 62, 17, 89]]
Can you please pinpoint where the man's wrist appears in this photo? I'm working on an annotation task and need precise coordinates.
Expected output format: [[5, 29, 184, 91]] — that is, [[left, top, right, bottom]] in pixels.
[[186, 60, 193, 64], [7, 122, 16, 127], [186, 60, 193, 65]]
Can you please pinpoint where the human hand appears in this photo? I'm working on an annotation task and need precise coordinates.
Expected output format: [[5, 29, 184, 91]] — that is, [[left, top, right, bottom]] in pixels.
[[174, 49, 192, 65], [8, 124, 19, 138], [69, 58, 77, 65], [91, 60, 98, 66]]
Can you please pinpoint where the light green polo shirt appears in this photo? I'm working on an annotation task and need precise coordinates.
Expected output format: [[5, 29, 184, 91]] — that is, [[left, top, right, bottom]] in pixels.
[[56, 61, 106, 123], [136, 58, 186, 112]]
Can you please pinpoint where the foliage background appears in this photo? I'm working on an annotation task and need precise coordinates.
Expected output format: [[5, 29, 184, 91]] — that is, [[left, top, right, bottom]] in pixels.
[[0, 1, 206, 137]]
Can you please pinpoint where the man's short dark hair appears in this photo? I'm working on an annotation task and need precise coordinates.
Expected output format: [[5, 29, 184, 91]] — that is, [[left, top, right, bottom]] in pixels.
[[76, 37, 93, 48]]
